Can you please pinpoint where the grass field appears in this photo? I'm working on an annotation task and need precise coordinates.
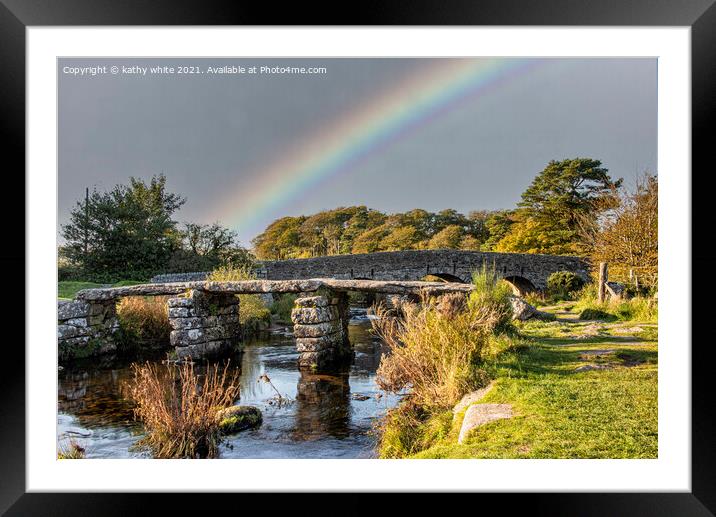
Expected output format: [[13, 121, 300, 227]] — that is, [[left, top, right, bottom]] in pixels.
[[398, 303, 658, 459]]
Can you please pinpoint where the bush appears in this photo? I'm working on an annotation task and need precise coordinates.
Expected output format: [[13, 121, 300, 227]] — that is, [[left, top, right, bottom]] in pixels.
[[270, 293, 297, 323], [378, 402, 453, 458], [207, 263, 271, 328], [372, 266, 513, 411], [573, 285, 657, 322], [129, 361, 240, 458], [116, 296, 172, 348], [58, 263, 86, 281], [547, 271, 586, 300]]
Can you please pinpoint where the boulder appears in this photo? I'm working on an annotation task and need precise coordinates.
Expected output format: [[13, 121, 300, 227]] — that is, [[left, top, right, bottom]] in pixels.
[[606, 282, 626, 299], [216, 405, 262, 434], [509, 296, 538, 321], [452, 382, 495, 417], [457, 403, 513, 444]]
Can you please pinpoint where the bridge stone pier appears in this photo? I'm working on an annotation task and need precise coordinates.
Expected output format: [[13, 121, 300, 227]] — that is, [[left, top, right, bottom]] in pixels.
[[167, 290, 241, 360], [291, 291, 351, 369], [68, 278, 472, 368]]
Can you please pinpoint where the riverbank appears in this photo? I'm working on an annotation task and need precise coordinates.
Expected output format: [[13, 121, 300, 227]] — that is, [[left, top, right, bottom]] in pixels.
[[380, 302, 658, 459]]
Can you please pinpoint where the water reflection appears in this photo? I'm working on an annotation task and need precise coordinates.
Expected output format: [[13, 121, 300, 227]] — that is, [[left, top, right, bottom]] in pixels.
[[57, 318, 399, 459], [294, 369, 351, 441]]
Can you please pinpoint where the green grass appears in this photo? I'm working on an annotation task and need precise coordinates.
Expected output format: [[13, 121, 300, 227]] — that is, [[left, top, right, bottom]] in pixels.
[[58, 280, 145, 300], [381, 306, 658, 459]]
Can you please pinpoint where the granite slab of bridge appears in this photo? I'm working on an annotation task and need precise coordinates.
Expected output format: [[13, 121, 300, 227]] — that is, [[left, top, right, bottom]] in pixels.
[[59, 278, 474, 369]]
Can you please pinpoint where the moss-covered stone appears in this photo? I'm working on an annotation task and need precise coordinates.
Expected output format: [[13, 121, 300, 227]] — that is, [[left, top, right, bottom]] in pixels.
[[216, 405, 262, 434]]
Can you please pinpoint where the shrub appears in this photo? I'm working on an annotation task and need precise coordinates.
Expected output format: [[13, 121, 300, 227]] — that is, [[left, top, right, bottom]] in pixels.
[[377, 402, 453, 458], [128, 361, 240, 458], [270, 293, 297, 323], [116, 296, 172, 347], [573, 285, 657, 322], [372, 266, 513, 411], [207, 263, 271, 328], [547, 271, 586, 300]]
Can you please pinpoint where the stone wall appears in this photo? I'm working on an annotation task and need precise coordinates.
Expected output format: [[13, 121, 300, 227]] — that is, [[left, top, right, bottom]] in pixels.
[[58, 300, 119, 361], [168, 290, 241, 360], [151, 272, 210, 283], [291, 291, 351, 370]]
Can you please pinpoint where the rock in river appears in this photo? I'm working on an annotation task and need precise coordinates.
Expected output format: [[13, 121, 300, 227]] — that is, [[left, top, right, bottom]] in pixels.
[[216, 405, 262, 434]]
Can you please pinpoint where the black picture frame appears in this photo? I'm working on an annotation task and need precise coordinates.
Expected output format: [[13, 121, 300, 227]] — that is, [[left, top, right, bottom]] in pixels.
[[1, 1, 712, 514]]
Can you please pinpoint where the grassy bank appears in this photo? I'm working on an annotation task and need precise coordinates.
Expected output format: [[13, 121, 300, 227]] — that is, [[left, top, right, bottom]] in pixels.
[[379, 302, 658, 459]]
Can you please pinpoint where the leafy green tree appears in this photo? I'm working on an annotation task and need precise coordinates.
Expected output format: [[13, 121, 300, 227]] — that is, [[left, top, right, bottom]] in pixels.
[[496, 159, 622, 254], [251, 216, 305, 259], [519, 158, 621, 223], [61, 174, 185, 281], [482, 210, 517, 251], [352, 225, 391, 253], [428, 225, 464, 249], [169, 222, 253, 272], [495, 217, 575, 255], [380, 226, 419, 251]]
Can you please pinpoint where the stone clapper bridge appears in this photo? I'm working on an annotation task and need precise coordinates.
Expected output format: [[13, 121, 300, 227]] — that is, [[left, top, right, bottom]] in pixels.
[[58, 250, 589, 369]]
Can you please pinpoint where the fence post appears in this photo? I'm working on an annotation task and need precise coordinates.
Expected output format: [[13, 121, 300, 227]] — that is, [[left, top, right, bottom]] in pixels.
[[597, 261, 608, 303]]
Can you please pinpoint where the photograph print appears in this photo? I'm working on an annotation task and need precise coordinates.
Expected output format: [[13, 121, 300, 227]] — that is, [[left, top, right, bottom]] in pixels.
[[56, 57, 658, 460]]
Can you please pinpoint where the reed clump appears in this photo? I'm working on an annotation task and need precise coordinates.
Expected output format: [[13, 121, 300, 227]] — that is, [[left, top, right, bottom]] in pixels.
[[128, 360, 240, 458], [373, 267, 514, 411], [116, 295, 172, 346]]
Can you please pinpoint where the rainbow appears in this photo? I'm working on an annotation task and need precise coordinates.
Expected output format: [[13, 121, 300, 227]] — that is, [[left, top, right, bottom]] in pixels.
[[210, 58, 544, 243]]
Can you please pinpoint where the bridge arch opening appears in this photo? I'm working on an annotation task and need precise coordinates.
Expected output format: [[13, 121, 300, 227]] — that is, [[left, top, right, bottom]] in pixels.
[[502, 276, 537, 296], [421, 273, 467, 284]]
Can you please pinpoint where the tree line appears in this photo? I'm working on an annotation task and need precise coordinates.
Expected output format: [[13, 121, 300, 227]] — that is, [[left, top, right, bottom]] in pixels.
[[60, 158, 657, 288], [253, 158, 624, 258]]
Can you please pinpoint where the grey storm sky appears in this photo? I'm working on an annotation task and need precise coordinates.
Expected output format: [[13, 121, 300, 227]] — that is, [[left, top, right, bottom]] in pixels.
[[58, 57, 657, 248]]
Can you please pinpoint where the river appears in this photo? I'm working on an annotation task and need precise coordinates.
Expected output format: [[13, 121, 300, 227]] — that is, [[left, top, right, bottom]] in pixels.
[[57, 312, 400, 459]]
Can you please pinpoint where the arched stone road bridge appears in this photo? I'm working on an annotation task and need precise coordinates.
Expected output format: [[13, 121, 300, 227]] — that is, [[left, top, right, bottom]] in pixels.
[[59, 278, 474, 369], [152, 250, 590, 295]]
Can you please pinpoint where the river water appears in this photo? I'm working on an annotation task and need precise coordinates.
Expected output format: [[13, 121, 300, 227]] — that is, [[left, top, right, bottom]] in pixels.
[[57, 313, 400, 459]]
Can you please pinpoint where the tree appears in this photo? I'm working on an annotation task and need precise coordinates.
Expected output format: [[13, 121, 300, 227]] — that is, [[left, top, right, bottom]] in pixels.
[[380, 226, 419, 251], [592, 174, 658, 289], [496, 158, 622, 254], [169, 222, 253, 272], [482, 210, 517, 251], [251, 216, 304, 259], [520, 158, 620, 233], [352, 225, 391, 253], [61, 174, 185, 281], [495, 217, 575, 255], [428, 225, 463, 249]]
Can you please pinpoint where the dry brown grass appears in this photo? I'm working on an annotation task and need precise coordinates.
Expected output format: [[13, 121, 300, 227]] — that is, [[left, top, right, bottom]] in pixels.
[[373, 294, 508, 411], [373, 267, 515, 411], [117, 296, 172, 345], [128, 360, 240, 458]]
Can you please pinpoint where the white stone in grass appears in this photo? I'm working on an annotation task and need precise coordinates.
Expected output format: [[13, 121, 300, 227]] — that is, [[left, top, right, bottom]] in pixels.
[[452, 382, 495, 417], [457, 403, 513, 444]]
